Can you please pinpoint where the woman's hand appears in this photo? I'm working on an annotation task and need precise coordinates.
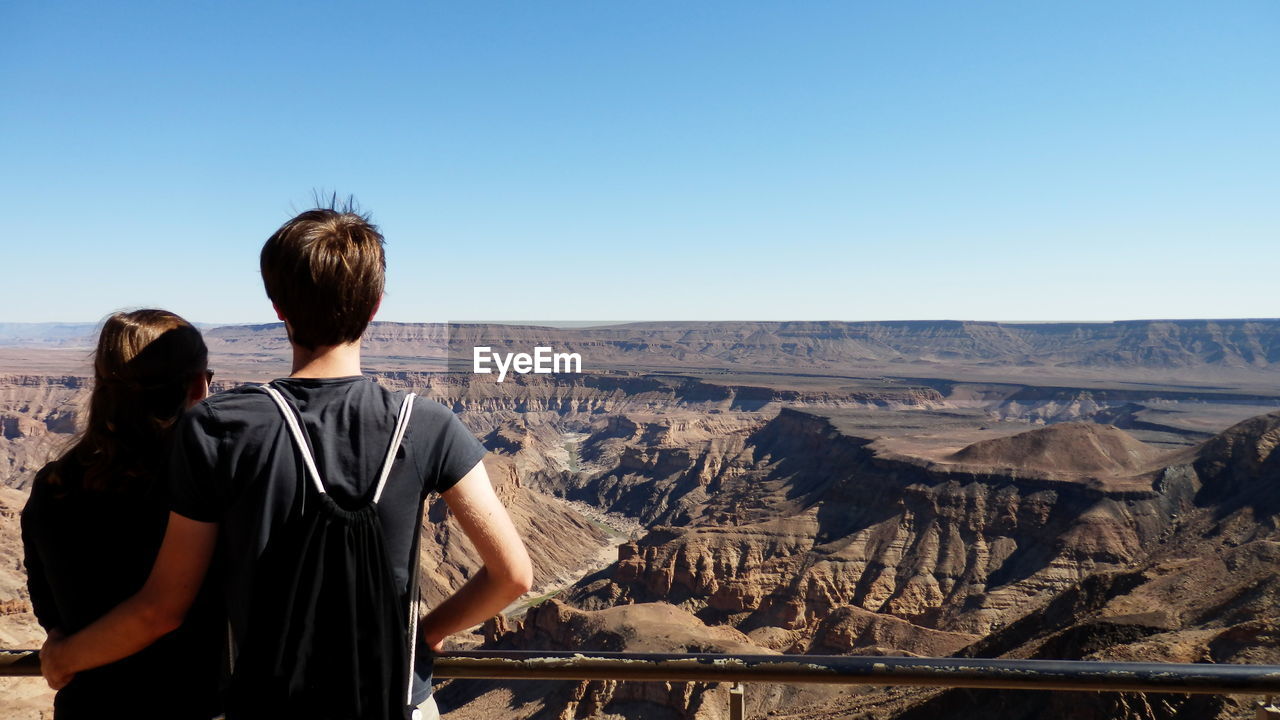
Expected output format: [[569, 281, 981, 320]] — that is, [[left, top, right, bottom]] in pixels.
[[40, 630, 74, 690]]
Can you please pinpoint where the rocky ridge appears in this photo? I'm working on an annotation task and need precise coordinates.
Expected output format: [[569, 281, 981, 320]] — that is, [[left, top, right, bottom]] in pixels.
[[196, 320, 1280, 371], [567, 410, 1185, 639], [470, 410, 1280, 719], [873, 411, 1280, 720], [4, 320, 1280, 720]]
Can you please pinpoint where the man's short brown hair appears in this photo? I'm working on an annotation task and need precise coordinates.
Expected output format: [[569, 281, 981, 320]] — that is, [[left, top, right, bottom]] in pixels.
[[260, 205, 385, 350]]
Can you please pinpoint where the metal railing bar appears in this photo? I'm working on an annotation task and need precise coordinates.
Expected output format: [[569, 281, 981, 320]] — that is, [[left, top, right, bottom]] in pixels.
[[1, 650, 39, 677], [434, 651, 1280, 695], [7, 649, 1280, 696]]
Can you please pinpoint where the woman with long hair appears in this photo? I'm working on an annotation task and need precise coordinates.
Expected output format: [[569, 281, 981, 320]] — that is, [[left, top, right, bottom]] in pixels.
[[21, 309, 223, 719]]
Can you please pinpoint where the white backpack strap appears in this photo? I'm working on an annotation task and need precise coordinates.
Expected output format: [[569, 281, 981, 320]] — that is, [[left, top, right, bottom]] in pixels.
[[406, 599, 420, 706], [374, 391, 420, 706], [261, 384, 327, 496], [373, 392, 416, 505], [406, 507, 424, 706]]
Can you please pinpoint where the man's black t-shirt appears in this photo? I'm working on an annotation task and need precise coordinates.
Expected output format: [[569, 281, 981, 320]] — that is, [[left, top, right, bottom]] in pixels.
[[169, 375, 487, 703]]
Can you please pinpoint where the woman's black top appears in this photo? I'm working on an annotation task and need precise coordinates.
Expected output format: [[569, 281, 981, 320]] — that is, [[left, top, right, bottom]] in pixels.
[[21, 456, 224, 719]]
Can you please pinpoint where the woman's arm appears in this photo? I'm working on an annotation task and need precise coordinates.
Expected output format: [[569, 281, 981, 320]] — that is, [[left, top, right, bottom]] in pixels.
[[418, 460, 532, 651]]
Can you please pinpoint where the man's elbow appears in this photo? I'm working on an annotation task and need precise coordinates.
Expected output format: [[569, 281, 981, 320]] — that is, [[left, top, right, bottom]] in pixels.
[[497, 559, 534, 598], [136, 599, 185, 638], [511, 566, 534, 596]]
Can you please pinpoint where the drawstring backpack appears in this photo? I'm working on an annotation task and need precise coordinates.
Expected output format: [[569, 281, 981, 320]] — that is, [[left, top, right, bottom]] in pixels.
[[227, 384, 420, 720]]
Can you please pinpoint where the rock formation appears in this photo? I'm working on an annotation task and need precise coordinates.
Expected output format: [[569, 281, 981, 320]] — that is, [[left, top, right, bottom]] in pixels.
[[2, 322, 1280, 720]]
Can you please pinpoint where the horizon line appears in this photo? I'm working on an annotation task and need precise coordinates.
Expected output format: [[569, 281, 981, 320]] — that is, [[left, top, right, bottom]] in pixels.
[[4, 317, 1280, 329]]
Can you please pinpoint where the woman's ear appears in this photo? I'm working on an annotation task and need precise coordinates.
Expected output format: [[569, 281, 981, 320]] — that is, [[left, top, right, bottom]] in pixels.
[[186, 373, 209, 409]]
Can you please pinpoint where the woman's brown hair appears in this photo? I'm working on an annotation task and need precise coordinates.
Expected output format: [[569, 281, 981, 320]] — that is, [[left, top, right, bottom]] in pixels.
[[56, 309, 208, 492]]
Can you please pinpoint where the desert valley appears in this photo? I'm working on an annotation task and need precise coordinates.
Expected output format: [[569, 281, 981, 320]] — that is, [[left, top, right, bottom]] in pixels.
[[3, 319, 1279, 719]]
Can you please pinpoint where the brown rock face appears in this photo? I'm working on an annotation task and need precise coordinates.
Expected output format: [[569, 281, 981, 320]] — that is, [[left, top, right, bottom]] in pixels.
[[573, 409, 1185, 641], [807, 605, 975, 656], [417, 452, 616, 613], [442, 598, 773, 720], [947, 422, 1166, 476], [1191, 410, 1280, 513], [0, 375, 82, 491], [4, 324, 1280, 720], [452, 409, 1280, 720], [873, 411, 1280, 720]]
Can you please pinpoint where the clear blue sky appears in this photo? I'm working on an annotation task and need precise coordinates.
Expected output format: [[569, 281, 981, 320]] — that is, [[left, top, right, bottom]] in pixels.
[[2, 1, 1276, 324]]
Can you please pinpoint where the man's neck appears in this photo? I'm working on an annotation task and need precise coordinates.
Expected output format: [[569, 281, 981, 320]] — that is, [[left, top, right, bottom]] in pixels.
[[289, 341, 363, 378]]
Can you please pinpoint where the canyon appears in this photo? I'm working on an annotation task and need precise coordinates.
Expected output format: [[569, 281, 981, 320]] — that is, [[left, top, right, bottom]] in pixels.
[[1, 320, 1279, 719]]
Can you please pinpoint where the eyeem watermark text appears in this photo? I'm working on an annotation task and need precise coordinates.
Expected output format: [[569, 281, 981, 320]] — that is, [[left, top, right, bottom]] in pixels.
[[473, 346, 583, 382]]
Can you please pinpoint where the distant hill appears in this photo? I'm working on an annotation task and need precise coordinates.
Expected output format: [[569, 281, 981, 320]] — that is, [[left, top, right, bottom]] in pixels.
[[0, 323, 97, 347], [0, 321, 232, 348], [948, 422, 1165, 475], [200, 319, 1280, 371], [12, 318, 1279, 370]]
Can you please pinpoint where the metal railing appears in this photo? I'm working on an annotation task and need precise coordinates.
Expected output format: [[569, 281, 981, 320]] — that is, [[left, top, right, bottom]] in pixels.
[[7, 649, 1280, 717]]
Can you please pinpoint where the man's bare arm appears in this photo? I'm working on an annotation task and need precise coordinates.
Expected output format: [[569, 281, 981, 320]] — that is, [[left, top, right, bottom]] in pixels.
[[40, 512, 218, 688], [418, 460, 532, 651]]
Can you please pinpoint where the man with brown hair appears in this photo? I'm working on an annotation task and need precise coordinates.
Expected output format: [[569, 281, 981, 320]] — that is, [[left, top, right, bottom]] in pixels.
[[258, 207, 390, 350], [40, 201, 533, 719]]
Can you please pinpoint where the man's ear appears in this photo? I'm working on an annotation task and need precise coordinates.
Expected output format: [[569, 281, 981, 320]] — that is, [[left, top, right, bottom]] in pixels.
[[273, 304, 295, 342], [370, 295, 382, 322]]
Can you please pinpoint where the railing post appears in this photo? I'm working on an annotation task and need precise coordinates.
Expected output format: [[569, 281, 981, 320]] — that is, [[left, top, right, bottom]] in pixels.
[[729, 681, 745, 720]]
